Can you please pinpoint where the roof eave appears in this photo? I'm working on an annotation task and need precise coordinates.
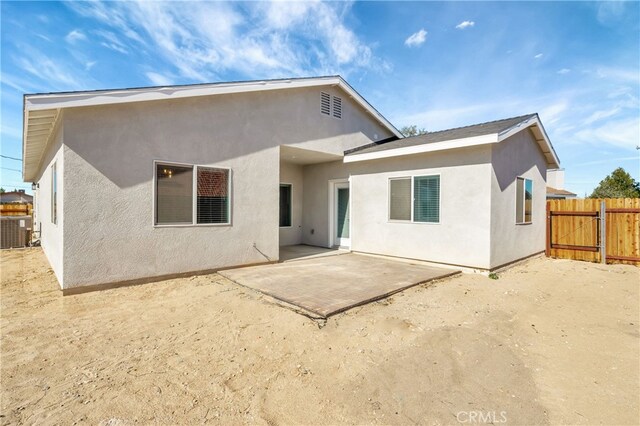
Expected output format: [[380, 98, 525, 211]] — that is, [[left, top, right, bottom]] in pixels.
[[345, 114, 562, 169], [344, 133, 499, 163], [22, 76, 403, 179]]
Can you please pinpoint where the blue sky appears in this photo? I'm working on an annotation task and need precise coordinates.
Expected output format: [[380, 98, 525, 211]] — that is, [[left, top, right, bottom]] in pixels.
[[1, 1, 639, 196]]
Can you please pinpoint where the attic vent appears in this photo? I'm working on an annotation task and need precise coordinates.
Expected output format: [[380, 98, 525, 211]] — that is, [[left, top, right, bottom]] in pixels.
[[332, 96, 342, 119], [320, 92, 331, 115]]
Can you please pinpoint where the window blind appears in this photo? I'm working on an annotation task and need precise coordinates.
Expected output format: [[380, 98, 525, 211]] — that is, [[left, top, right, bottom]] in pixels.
[[389, 178, 411, 220], [51, 162, 57, 224], [414, 175, 440, 223], [155, 164, 193, 224], [197, 167, 229, 224]]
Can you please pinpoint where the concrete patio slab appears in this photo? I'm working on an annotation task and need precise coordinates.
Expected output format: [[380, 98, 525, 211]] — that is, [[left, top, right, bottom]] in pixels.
[[219, 253, 459, 318]]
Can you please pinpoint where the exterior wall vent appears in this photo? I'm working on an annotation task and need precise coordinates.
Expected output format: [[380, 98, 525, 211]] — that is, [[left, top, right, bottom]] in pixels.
[[320, 92, 342, 119], [332, 96, 342, 119], [320, 92, 331, 115]]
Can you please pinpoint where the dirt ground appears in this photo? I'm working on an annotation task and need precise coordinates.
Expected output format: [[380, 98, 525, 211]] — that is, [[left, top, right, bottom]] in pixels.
[[1, 249, 638, 425]]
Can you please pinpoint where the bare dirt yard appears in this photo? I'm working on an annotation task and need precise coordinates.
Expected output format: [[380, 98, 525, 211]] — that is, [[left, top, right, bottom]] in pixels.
[[1, 248, 638, 425]]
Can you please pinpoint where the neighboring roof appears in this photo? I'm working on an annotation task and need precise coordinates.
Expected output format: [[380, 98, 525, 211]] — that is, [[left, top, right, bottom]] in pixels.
[[0, 191, 33, 202], [546, 186, 577, 197], [22, 76, 402, 182], [344, 113, 561, 169]]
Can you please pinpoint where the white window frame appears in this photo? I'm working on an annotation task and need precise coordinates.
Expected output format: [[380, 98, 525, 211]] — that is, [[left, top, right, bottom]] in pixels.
[[515, 177, 533, 225], [388, 174, 441, 224], [152, 160, 232, 228], [51, 162, 57, 225], [279, 182, 293, 228]]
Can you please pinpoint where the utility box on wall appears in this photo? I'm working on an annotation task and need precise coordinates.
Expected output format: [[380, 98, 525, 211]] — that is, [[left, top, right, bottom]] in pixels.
[[1, 216, 32, 249]]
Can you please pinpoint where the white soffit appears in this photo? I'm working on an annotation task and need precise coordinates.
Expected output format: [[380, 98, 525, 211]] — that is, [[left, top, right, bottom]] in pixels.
[[22, 108, 60, 181]]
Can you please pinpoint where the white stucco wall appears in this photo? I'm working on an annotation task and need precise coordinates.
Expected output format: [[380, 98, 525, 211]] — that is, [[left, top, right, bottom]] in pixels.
[[279, 161, 304, 246], [302, 146, 494, 269], [546, 168, 565, 189], [489, 129, 548, 268], [56, 85, 391, 288], [34, 120, 64, 287]]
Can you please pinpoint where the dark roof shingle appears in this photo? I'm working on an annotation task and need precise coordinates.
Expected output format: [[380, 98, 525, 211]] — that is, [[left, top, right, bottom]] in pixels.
[[346, 113, 538, 155]]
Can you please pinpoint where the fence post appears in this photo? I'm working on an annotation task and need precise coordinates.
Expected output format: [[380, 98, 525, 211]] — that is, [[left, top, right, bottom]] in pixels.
[[600, 201, 606, 264], [546, 202, 551, 257]]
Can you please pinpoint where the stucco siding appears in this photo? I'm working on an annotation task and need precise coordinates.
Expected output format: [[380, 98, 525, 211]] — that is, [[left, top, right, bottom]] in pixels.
[[490, 129, 548, 268], [303, 146, 494, 269], [34, 120, 64, 287], [279, 161, 304, 246], [58, 85, 389, 288]]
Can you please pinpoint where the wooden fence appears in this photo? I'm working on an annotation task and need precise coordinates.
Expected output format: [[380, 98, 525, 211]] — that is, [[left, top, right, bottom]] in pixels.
[[0, 203, 33, 217], [546, 198, 640, 265]]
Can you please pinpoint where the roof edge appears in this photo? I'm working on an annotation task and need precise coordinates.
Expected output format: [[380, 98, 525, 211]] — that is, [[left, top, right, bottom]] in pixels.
[[345, 113, 561, 169]]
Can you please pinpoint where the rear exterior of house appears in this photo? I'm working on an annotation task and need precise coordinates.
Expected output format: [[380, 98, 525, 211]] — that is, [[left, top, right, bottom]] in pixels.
[[23, 76, 560, 290]]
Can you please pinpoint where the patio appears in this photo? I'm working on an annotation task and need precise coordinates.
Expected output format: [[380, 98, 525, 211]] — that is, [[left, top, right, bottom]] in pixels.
[[219, 251, 460, 318]]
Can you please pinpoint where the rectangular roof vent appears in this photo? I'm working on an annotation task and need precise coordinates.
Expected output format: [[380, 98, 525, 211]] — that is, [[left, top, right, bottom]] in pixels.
[[320, 92, 331, 115], [332, 96, 342, 119]]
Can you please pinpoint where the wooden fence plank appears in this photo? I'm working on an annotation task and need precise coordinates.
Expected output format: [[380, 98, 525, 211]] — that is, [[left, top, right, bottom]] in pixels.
[[547, 198, 640, 265], [0, 203, 33, 217]]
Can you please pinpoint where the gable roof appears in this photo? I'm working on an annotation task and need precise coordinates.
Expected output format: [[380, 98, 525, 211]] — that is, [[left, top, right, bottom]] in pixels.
[[546, 186, 577, 197], [344, 113, 560, 168], [22, 76, 402, 182]]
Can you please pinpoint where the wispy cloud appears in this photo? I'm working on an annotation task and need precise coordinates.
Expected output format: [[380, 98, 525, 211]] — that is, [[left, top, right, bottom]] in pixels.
[[575, 116, 640, 150], [95, 30, 129, 55], [65, 29, 87, 44], [405, 29, 427, 47], [571, 156, 639, 168], [455, 21, 475, 30], [557, 68, 571, 74], [146, 72, 174, 86], [13, 47, 92, 91], [583, 107, 621, 125], [65, 1, 383, 81], [539, 101, 568, 124], [534, 53, 543, 59], [595, 66, 640, 84]]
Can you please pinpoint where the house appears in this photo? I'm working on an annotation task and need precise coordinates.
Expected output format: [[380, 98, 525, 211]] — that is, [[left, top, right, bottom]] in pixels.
[[546, 169, 577, 199], [0, 190, 33, 204], [22, 76, 561, 290]]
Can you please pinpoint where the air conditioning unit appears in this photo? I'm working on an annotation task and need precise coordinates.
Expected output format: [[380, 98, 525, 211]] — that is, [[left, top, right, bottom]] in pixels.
[[1, 216, 32, 249]]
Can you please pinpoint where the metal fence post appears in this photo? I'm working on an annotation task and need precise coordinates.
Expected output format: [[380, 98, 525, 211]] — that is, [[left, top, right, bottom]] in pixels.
[[600, 201, 606, 264]]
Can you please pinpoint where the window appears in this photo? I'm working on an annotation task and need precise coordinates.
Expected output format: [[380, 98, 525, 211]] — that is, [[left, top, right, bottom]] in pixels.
[[320, 92, 342, 119], [51, 162, 57, 224], [388, 175, 440, 223], [279, 184, 292, 227], [156, 164, 193, 224], [389, 178, 411, 221], [414, 176, 440, 223], [197, 167, 230, 224], [155, 162, 231, 226], [516, 177, 533, 224]]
